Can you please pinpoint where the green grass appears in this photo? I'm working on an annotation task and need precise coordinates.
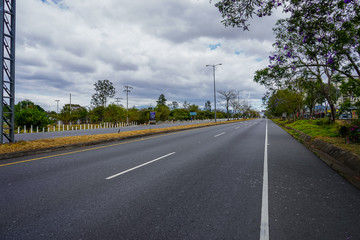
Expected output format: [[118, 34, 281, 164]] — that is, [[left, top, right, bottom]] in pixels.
[[273, 119, 359, 156], [286, 119, 340, 137]]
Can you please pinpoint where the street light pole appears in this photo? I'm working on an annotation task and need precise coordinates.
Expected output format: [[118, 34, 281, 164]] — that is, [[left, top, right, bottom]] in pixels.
[[206, 63, 222, 122]]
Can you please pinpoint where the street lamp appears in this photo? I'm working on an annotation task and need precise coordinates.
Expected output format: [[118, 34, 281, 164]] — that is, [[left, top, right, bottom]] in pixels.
[[206, 63, 222, 122]]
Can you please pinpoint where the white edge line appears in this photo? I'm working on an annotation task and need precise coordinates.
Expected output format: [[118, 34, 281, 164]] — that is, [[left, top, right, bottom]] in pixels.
[[214, 132, 226, 138], [106, 152, 176, 180], [260, 118, 269, 240]]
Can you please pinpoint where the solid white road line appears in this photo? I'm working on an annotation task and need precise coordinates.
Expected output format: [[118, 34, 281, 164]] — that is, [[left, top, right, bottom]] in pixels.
[[214, 132, 226, 138], [260, 119, 269, 240], [106, 152, 176, 180]]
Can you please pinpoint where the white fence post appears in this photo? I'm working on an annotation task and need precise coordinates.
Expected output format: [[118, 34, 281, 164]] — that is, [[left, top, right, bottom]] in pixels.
[[37, 126, 39, 133]]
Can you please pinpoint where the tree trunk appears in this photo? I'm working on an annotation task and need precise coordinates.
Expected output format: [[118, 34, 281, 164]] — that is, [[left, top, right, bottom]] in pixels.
[[326, 97, 336, 122]]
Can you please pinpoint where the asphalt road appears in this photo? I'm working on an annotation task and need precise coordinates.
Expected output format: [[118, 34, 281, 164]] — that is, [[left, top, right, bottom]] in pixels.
[[1, 119, 359, 239]]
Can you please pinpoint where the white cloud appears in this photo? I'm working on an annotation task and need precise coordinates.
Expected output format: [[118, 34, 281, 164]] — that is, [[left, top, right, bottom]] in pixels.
[[15, 0, 280, 111]]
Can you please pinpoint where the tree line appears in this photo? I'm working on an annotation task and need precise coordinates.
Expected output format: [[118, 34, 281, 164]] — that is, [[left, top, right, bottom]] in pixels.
[[15, 80, 258, 129]]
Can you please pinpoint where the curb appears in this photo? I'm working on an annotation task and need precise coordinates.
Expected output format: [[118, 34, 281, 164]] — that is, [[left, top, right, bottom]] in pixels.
[[278, 123, 360, 189]]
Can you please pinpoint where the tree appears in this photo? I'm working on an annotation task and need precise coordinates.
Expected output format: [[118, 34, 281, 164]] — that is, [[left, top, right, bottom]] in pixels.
[[218, 90, 237, 120], [15, 100, 45, 112], [170, 108, 190, 121], [183, 100, 190, 110], [155, 105, 170, 121], [168, 101, 179, 110], [138, 108, 151, 124], [267, 89, 304, 120], [204, 100, 211, 111], [89, 106, 105, 123], [156, 94, 167, 106], [254, 17, 343, 121], [214, 0, 360, 118], [104, 104, 126, 123], [15, 100, 51, 129], [91, 79, 116, 107], [59, 104, 88, 124]]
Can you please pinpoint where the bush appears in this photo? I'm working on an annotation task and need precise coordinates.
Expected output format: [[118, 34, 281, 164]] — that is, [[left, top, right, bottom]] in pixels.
[[339, 119, 360, 143]]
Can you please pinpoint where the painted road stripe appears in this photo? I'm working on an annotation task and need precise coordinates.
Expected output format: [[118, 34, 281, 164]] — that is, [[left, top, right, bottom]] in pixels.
[[214, 132, 226, 138], [106, 152, 176, 180], [235, 127, 240, 129], [260, 118, 269, 240]]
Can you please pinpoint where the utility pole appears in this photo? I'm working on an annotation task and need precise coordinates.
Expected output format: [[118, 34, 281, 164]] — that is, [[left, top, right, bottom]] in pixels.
[[123, 86, 133, 125], [237, 91, 240, 119], [69, 93, 72, 126], [55, 100, 60, 113], [115, 97, 122, 106], [206, 63, 222, 122]]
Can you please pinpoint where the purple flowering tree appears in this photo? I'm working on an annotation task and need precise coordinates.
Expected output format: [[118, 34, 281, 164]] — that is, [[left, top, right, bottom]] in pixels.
[[255, 18, 340, 121], [213, 0, 360, 120]]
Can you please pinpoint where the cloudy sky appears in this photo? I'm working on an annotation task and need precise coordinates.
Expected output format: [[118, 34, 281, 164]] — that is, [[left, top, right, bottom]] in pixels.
[[17, 0, 282, 112]]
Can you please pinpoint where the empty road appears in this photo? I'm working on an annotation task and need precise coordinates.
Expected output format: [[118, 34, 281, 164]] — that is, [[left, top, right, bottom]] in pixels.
[[1, 119, 359, 239]]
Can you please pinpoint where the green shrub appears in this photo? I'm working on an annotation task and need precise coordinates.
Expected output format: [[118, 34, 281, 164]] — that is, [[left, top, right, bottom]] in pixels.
[[338, 119, 360, 143]]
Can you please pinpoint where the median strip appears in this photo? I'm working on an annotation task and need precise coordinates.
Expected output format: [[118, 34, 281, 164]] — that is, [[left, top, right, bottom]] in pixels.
[[0, 119, 252, 160]]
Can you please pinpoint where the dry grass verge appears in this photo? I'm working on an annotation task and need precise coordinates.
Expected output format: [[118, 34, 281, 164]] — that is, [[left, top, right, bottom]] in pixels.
[[0, 120, 248, 157]]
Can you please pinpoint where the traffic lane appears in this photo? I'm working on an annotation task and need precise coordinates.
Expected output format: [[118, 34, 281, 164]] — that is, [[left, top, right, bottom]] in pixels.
[[267, 120, 360, 240], [0, 120, 259, 212], [1, 119, 266, 239], [77, 119, 266, 239]]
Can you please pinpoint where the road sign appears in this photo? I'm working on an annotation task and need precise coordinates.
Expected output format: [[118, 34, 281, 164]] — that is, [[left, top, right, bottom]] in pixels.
[[190, 112, 197, 116], [150, 112, 156, 121]]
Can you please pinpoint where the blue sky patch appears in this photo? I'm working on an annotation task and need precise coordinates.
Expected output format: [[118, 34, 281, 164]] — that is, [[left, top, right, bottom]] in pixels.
[[256, 58, 262, 62], [208, 43, 221, 50], [41, 0, 68, 9]]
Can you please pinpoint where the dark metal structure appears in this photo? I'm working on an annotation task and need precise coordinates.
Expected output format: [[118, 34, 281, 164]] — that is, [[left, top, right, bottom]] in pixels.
[[0, 0, 16, 143]]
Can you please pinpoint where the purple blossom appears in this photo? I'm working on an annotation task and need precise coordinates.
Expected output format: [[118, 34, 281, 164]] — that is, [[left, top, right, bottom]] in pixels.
[[287, 51, 292, 58], [284, 45, 288, 50], [344, 0, 352, 3], [303, 36, 307, 43], [327, 57, 334, 65]]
